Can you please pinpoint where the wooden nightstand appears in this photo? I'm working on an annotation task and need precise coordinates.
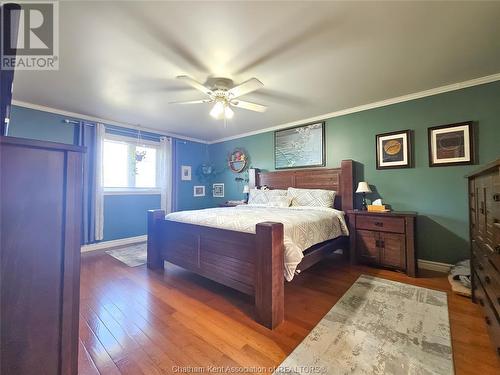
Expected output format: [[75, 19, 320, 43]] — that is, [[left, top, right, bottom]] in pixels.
[[347, 210, 417, 277]]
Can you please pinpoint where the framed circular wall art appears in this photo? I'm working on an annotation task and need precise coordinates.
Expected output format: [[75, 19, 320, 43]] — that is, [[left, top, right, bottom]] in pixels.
[[227, 149, 248, 173]]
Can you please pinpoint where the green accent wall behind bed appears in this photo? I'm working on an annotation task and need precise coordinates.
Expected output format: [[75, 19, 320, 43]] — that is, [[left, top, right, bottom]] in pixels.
[[209, 81, 500, 264]]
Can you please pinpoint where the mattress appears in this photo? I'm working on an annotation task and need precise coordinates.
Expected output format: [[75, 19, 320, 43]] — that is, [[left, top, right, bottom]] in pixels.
[[166, 205, 349, 281]]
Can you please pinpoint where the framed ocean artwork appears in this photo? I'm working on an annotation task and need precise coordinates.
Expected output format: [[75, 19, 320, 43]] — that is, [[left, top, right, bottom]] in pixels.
[[274, 122, 325, 169]]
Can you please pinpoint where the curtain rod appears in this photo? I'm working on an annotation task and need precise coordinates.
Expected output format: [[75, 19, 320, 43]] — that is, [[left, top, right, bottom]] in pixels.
[[63, 119, 170, 139]]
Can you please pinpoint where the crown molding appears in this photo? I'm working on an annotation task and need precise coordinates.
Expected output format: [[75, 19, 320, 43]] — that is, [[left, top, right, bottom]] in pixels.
[[11, 99, 209, 144], [208, 72, 500, 144], [12, 72, 500, 145]]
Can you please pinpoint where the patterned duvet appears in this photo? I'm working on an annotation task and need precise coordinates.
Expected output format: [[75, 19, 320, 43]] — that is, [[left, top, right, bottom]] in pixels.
[[166, 205, 349, 281]]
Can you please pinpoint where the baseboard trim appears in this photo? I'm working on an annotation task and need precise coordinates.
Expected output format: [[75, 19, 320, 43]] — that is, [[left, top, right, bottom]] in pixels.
[[81, 235, 147, 253], [418, 259, 452, 273]]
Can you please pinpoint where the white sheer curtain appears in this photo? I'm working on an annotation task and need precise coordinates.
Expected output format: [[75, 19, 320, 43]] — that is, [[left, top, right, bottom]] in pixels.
[[94, 123, 105, 240], [158, 137, 172, 213]]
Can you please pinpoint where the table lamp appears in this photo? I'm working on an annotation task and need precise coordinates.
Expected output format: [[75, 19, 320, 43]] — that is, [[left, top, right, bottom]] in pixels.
[[356, 181, 372, 210], [243, 185, 250, 203]]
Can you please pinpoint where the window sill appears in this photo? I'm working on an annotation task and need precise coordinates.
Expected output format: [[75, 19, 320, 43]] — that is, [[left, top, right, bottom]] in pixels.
[[104, 188, 162, 196]]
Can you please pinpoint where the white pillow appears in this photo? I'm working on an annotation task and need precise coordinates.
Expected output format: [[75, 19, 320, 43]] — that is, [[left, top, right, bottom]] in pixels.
[[248, 188, 287, 205], [267, 196, 292, 207], [287, 187, 336, 208]]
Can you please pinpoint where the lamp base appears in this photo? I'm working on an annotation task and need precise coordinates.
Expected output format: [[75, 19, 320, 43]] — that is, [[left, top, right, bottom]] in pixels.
[[361, 194, 368, 211]]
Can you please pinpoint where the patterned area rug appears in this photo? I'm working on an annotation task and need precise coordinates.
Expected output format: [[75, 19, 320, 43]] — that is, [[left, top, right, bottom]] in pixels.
[[106, 243, 147, 267], [274, 275, 453, 375]]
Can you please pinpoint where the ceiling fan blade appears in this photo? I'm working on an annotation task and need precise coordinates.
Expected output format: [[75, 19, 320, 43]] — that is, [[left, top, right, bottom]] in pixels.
[[169, 99, 212, 105], [176, 75, 213, 96], [230, 100, 267, 112], [228, 78, 264, 99]]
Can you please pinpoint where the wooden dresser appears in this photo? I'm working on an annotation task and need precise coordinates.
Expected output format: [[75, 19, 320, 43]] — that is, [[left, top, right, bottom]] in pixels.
[[468, 159, 500, 357], [347, 210, 417, 277], [0, 137, 84, 374]]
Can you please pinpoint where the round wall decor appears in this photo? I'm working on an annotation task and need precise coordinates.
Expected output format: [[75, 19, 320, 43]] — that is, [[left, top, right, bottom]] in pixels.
[[228, 149, 248, 173]]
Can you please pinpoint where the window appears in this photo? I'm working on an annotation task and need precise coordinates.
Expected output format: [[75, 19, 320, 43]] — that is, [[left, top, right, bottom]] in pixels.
[[103, 134, 160, 192]]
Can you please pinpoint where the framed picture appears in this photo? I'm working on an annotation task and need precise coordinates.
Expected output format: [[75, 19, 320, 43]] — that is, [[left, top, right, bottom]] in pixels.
[[181, 165, 191, 181], [428, 122, 474, 167], [193, 185, 205, 197], [275, 122, 325, 169], [376, 130, 412, 169], [212, 183, 224, 198]]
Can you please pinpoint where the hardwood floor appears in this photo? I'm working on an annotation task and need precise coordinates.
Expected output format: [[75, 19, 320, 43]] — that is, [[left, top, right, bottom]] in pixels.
[[79, 251, 499, 374]]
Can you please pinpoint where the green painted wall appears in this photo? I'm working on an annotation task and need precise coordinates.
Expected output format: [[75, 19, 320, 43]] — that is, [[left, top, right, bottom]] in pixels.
[[210, 81, 500, 264]]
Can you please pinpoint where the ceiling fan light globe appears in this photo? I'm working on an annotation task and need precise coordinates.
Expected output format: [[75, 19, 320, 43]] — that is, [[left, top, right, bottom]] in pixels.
[[224, 105, 234, 119], [210, 101, 225, 119]]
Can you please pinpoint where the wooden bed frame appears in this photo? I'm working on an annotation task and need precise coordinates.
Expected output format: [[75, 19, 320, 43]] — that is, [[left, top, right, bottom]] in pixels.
[[147, 160, 354, 329]]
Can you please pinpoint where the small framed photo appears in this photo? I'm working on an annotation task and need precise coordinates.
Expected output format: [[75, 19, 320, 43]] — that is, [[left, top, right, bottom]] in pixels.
[[212, 183, 225, 198], [193, 185, 205, 197], [376, 130, 412, 169], [181, 165, 191, 181], [428, 122, 474, 167]]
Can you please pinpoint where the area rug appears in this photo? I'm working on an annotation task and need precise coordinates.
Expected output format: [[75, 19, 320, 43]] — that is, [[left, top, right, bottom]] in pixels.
[[274, 275, 453, 375], [106, 243, 147, 267]]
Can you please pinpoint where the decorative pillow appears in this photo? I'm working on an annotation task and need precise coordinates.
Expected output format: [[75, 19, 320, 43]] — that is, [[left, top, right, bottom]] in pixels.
[[248, 188, 287, 205], [267, 196, 292, 208], [287, 187, 336, 208]]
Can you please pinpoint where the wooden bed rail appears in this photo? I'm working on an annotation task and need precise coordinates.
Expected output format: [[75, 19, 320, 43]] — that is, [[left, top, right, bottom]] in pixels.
[[147, 210, 285, 329]]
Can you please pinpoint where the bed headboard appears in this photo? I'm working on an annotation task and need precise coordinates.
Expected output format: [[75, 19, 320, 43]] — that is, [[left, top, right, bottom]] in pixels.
[[248, 160, 354, 212]]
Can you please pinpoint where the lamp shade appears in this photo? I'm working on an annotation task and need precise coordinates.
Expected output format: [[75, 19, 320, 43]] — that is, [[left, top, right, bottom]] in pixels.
[[243, 185, 250, 194], [355, 181, 372, 194]]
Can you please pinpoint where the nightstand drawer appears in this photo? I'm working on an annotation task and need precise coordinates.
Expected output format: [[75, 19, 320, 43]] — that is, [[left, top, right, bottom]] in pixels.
[[356, 215, 405, 234]]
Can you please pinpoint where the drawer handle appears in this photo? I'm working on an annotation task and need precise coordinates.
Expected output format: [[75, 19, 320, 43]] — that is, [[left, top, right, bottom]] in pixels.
[[493, 193, 500, 202], [485, 316, 491, 325], [374, 222, 384, 227], [485, 276, 491, 284]]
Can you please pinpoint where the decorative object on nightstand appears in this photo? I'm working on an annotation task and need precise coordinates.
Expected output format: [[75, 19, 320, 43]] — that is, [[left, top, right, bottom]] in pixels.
[[355, 181, 372, 210], [243, 185, 250, 203], [347, 210, 417, 277]]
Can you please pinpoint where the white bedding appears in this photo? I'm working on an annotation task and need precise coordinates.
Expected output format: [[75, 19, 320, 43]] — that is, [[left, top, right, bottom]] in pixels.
[[166, 205, 349, 281]]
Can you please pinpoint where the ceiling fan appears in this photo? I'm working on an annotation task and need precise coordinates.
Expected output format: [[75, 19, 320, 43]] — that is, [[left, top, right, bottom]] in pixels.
[[170, 75, 267, 120]]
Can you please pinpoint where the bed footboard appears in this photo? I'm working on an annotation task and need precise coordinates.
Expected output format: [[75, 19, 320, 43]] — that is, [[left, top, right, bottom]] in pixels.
[[146, 210, 285, 329], [255, 222, 284, 329]]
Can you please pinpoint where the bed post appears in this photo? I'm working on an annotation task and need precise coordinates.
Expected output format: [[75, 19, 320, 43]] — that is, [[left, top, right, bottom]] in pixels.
[[341, 159, 354, 212], [147, 209, 165, 270], [248, 168, 260, 189], [255, 222, 284, 329]]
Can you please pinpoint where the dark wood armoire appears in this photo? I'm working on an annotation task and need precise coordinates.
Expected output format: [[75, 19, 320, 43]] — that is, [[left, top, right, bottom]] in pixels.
[[0, 136, 84, 374]]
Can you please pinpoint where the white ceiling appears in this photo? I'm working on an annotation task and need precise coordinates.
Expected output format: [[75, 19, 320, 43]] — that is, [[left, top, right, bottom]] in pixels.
[[12, 1, 500, 142]]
